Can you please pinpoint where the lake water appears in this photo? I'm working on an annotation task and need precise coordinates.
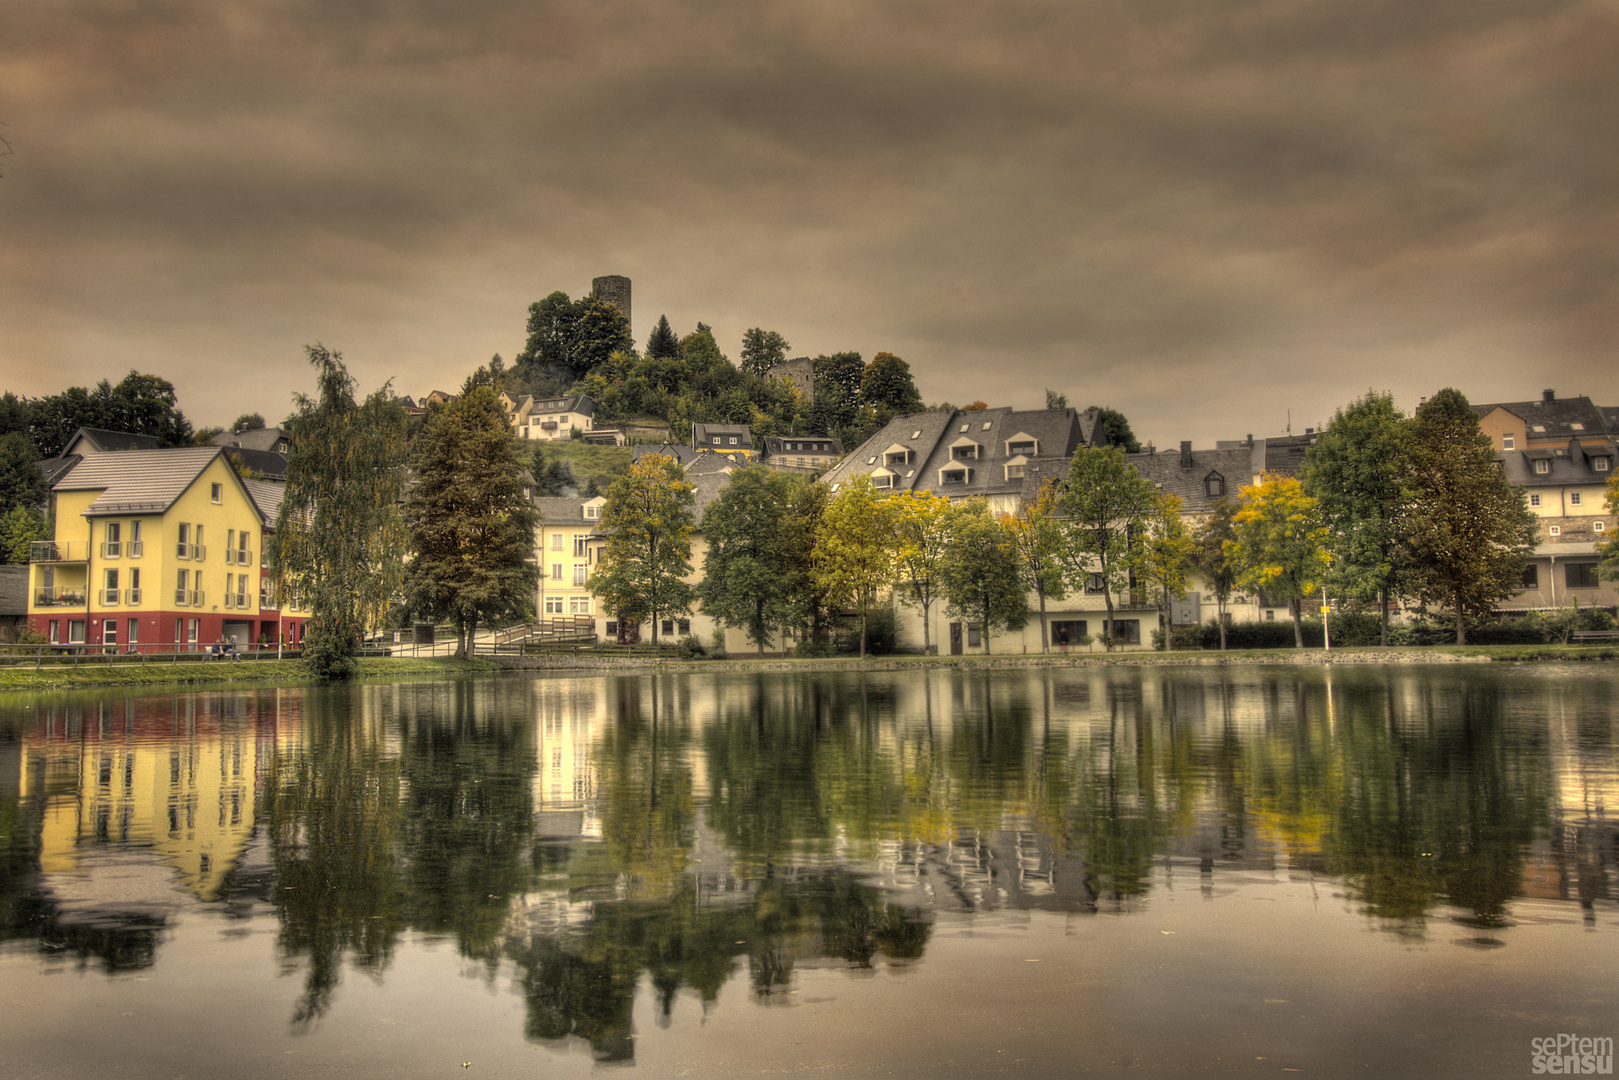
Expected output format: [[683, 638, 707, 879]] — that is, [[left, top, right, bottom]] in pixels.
[[0, 664, 1615, 1078]]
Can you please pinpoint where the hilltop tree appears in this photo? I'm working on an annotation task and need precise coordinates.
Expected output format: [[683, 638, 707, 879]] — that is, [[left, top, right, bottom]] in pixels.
[[1227, 473, 1332, 648], [22, 371, 193, 457], [231, 412, 266, 433], [516, 292, 633, 385], [1055, 445, 1158, 650], [404, 386, 540, 660], [697, 467, 799, 654], [740, 328, 790, 377], [1044, 389, 1068, 411], [941, 500, 1028, 655], [891, 489, 955, 655], [1191, 497, 1240, 649], [646, 315, 680, 360], [268, 345, 409, 678], [814, 474, 899, 658], [589, 454, 696, 645], [1086, 405, 1141, 453], [678, 324, 729, 374], [1132, 491, 1196, 651], [0, 431, 47, 519], [861, 353, 924, 418], [1000, 482, 1067, 652], [1304, 391, 1411, 644], [1402, 388, 1537, 644]]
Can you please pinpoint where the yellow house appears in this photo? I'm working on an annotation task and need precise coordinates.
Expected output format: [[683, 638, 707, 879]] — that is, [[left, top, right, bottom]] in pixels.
[[502, 392, 598, 441], [27, 447, 306, 652], [533, 496, 606, 622]]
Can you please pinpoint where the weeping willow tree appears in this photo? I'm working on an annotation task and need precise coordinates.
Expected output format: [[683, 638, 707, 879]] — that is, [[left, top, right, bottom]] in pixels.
[[268, 345, 408, 678]]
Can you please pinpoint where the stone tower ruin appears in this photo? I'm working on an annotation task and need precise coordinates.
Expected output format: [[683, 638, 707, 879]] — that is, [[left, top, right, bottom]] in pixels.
[[591, 275, 631, 330]]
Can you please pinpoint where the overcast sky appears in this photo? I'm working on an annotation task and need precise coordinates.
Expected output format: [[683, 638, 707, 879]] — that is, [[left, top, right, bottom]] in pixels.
[[3, 1, 1615, 448]]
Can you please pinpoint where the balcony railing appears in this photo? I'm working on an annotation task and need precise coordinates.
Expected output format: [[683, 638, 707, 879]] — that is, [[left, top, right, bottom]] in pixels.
[[34, 587, 87, 607], [234, 593, 250, 610], [128, 541, 143, 558], [101, 589, 120, 606], [225, 549, 254, 566], [100, 542, 121, 558], [30, 541, 88, 563], [126, 588, 142, 606], [175, 588, 188, 606], [189, 590, 203, 607]]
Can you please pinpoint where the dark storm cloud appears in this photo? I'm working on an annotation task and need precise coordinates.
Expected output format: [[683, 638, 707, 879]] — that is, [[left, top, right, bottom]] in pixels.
[[2, 0, 1614, 443]]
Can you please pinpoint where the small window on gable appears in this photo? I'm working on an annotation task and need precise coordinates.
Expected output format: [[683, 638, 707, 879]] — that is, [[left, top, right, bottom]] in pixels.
[[211, 483, 222, 503], [1502, 434, 1515, 449]]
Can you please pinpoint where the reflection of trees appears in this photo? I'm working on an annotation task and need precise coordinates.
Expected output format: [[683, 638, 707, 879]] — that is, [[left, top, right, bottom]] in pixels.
[[266, 687, 406, 1028], [595, 677, 695, 895], [508, 871, 932, 1064]]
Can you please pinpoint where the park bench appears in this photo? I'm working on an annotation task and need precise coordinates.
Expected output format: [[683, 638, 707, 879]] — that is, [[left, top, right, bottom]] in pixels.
[[1571, 630, 1619, 643]]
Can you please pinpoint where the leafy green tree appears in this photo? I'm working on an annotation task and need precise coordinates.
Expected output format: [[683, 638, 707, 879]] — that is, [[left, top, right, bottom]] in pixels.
[[1602, 472, 1619, 583], [696, 467, 799, 654], [515, 292, 633, 384], [231, 412, 266, 433], [813, 352, 864, 402], [1056, 445, 1157, 650], [0, 431, 47, 519], [1191, 497, 1240, 649], [1402, 388, 1537, 644], [999, 482, 1067, 652], [782, 476, 832, 649], [1086, 405, 1142, 453], [891, 489, 955, 655], [1227, 473, 1332, 648], [740, 328, 790, 377], [268, 345, 409, 678], [95, 372, 194, 447], [0, 505, 46, 565], [1044, 389, 1068, 411], [1304, 391, 1411, 644], [814, 474, 899, 658], [404, 387, 540, 659], [678, 324, 729, 373], [460, 354, 508, 395], [646, 315, 680, 360], [941, 500, 1028, 654], [1132, 491, 1196, 651], [590, 454, 697, 644], [860, 353, 924, 418]]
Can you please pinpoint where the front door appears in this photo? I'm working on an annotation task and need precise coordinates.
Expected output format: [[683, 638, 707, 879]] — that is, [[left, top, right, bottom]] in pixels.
[[949, 621, 963, 656]]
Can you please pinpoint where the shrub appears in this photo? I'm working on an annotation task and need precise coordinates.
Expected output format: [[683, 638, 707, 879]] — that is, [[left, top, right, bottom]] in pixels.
[[675, 634, 707, 659]]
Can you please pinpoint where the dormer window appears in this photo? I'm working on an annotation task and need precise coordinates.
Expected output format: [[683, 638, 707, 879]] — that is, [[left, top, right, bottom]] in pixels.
[[883, 443, 913, 467], [1005, 433, 1039, 457], [950, 436, 981, 460], [1534, 459, 1551, 474], [1205, 473, 1225, 498], [940, 464, 971, 485], [1005, 462, 1026, 480], [1596, 457, 1611, 471], [871, 469, 896, 489]]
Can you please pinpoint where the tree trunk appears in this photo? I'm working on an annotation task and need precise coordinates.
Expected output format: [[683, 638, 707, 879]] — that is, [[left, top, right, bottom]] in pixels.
[[1290, 599, 1304, 648], [1037, 589, 1049, 653], [1217, 605, 1228, 650], [1379, 584, 1390, 646], [920, 598, 932, 655], [981, 603, 992, 655], [456, 619, 467, 661], [1454, 603, 1466, 645], [859, 601, 868, 658], [1161, 586, 1172, 652], [1102, 590, 1116, 651], [466, 614, 479, 659]]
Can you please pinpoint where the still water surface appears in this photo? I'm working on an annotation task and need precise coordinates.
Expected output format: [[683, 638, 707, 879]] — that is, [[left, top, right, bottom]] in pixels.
[[0, 664, 1615, 1078]]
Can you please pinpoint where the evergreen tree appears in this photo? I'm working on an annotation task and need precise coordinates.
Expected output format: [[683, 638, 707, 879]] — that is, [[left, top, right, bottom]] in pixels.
[[1304, 391, 1411, 644], [268, 345, 409, 678], [405, 386, 540, 660], [860, 353, 924, 418], [589, 454, 696, 644], [646, 315, 680, 360], [1086, 406, 1142, 453], [696, 467, 798, 654], [940, 500, 1028, 655], [1402, 388, 1537, 644]]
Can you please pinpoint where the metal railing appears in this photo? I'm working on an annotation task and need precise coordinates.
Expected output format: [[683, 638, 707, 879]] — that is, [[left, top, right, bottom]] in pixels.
[[34, 587, 88, 607], [127, 588, 142, 605], [30, 541, 88, 563], [128, 541, 143, 557], [100, 542, 122, 558], [100, 589, 120, 606], [225, 549, 254, 566], [0, 641, 307, 668]]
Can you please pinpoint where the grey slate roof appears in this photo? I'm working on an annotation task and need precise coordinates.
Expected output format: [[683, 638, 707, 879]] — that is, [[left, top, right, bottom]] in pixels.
[[62, 427, 163, 454], [820, 407, 1091, 502], [0, 566, 26, 618], [1472, 395, 1611, 441], [760, 435, 843, 458], [632, 443, 703, 466], [212, 427, 291, 453], [222, 446, 289, 481], [1127, 445, 1256, 514], [1496, 440, 1615, 488], [692, 423, 754, 451], [533, 497, 599, 525], [242, 479, 286, 525]]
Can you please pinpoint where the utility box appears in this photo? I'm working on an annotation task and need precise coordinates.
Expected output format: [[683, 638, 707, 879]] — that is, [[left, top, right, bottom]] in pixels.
[[1171, 593, 1201, 626], [412, 622, 435, 645]]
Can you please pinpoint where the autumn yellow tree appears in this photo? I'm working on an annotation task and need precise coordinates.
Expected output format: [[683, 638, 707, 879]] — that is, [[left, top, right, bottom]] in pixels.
[[815, 474, 899, 657], [892, 489, 955, 655], [1000, 482, 1067, 652], [1131, 491, 1196, 651], [1226, 473, 1331, 648]]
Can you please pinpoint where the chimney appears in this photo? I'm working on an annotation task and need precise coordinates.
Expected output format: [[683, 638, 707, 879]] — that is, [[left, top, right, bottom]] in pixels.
[[1179, 440, 1193, 468], [1543, 388, 1556, 402], [1245, 433, 1253, 448]]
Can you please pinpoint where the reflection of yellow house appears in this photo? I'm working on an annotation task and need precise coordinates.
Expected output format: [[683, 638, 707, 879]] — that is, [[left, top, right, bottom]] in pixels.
[[26, 719, 258, 901]]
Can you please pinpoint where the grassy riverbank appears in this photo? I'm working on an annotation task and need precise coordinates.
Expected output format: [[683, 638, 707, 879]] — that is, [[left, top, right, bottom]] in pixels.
[[0, 656, 501, 691], [2, 643, 1613, 692]]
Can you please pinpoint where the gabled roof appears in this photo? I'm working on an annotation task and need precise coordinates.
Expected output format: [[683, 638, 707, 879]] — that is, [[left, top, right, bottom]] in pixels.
[[527, 394, 595, 415], [241, 479, 286, 525], [211, 427, 290, 453], [1496, 442, 1614, 488], [61, 427, 163, 455], [221, 446, 289, 481], [1127, 446, 1257, 514], [692, 423, 754, 449], [1473, 395, 1611, 441], [533, 497, 603, 528], [632, 443, 703, 466], [52, 447, 248, 518]]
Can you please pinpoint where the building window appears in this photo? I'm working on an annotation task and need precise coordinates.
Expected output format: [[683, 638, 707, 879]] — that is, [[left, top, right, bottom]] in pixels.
[[573, 565, 588, 586], [1502, 435, 1514, 449], [1050, 620, 1088, 646], [1549, 525, 1561, 536], [551, 563, 562, 580], [573, 534, 588, 557], [1521, 564, 1539, 589], [103, 521, 121, 558], [544, 597, 564, 614], [1568, 562, 1600, 589], [1205, 474, 1224, 498], [1596, 520, 1607, 533], [188, 619, 199, 645], [729, 437, 738, 445], [211, 483, 222, 503], [662, 619, 674, 636], [551, 533, 563, 551], [1264, 609, 1275, 621], [584, 505, 600, 519], [1596, 457, 1611, 471], [48, 620, 59, 644], [128, 619, 138, 645], [1529, 493, 1542, 507], [129, 521, 142, 557], [1570, 492, 1583, 506], [569, 596, 591, 615], [1534, 459, 1551, 474], [69, 620, 86, 644], [1103, 619, 1140, 644], [177, 522, 190, 558], [1086, 573, 1105, 594]]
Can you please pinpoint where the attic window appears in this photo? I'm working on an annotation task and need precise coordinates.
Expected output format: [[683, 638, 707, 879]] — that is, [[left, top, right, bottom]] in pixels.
[[1502, 435, 1515, 449], [960, 424, 970, 433], [1007, 439, 1037, 457], [1596, 457, 1611, 471], [912, 431, 921, 439], [982, 422, 992, 431], [1205, 473, 1225, 498], [1005, 463, 1026, 480], [940, 466, 970, 485], [1532, 425, 1546, 433], [872, 472, 894, 489], [1571, 423, 1585, 431], [1534, 459, 1551, 474], [952, 443, 979, 460]]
